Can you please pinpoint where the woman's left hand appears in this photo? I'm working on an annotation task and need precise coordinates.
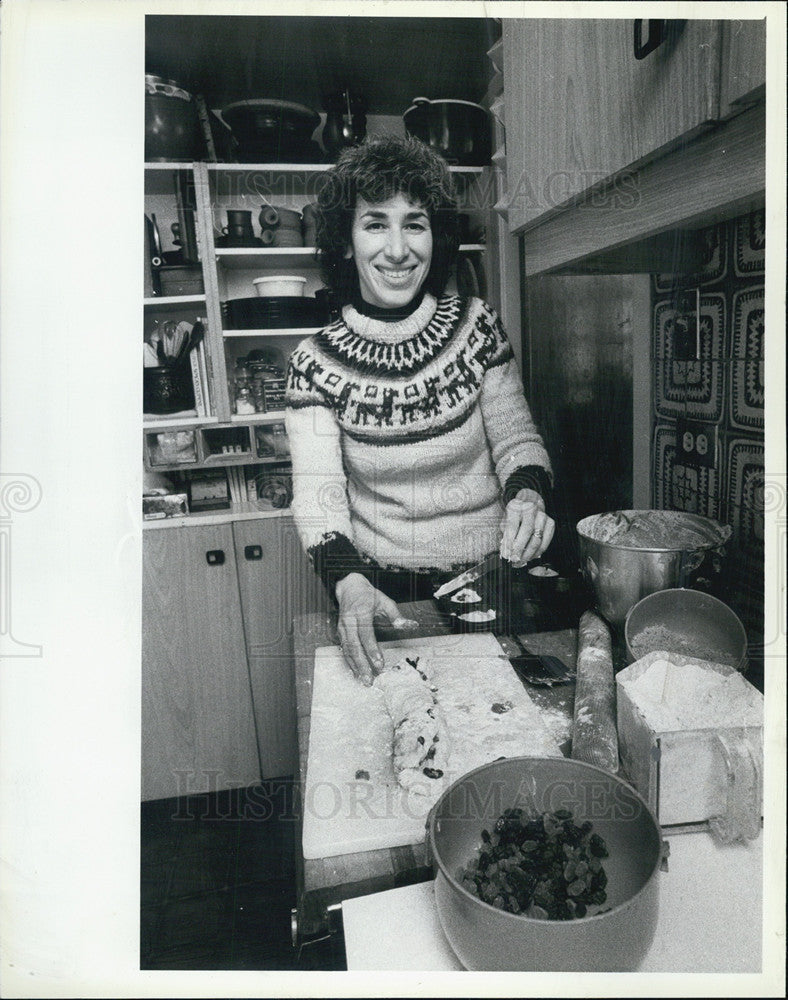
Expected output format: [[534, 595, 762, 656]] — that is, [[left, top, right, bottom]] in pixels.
[[500, 488, 555, 567]]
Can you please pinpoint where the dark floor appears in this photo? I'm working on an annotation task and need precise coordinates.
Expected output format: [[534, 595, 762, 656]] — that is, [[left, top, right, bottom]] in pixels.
[[141, 780, 346, 970]]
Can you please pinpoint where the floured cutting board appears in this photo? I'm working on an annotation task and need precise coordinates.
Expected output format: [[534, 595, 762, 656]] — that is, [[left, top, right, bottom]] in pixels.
[[302, 632, 562, 860]]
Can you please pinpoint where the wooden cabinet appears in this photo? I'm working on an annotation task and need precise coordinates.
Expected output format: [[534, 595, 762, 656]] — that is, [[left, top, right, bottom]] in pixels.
[[719, 19, 767, 114], [142, 515, 329, 798], [502, 18, 766, 244], [499, 18, 766, 275], [141, 523, 260, 801], [232, 516, 329, 779]]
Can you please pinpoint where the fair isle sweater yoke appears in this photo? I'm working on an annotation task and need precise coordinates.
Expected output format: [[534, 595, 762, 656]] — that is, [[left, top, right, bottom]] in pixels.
[[284, 293, 552, 584]]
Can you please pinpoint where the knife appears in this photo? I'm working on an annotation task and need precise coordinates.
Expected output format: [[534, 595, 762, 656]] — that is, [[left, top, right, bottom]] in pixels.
[[433, 551, 503, 599]]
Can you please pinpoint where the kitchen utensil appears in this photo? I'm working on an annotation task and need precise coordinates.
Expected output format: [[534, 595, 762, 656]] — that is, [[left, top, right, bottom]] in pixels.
[[427, 756, 663, 971], [253, 275, 307, 297], [259, 205, 302, 230], [271, 228, 304, 248], [143, 342, 159, 368], [302, 633, 562, 859], [143, 215, 156, 296], [223, 209, 255, 242], [403, 97, 492, 166], [160, 320, 183, 360], [157, 265, 204, 297], [302, 202, 319, 245], [576, 510, 732, 628], [433, 552, 502, 599], [572, 611, 619, 773], [221, 99, 321, 140], [624, 587, 747, 671], [507, 632, 574, 687], [143, 364, 195, 414], [616, 650, 762, 836], [174, 170, 200, 263], [145, 74, 205, 162], [221, 99, 321, 163], [148, 212, 163, 265], [322, 90, 367, 160]]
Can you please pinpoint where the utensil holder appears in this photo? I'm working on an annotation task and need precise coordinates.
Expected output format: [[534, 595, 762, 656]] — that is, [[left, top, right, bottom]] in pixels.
[[143, 364, 195, 414]]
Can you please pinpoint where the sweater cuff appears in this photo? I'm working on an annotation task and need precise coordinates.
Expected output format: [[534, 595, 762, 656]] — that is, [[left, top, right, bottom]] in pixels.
[[503, 465, 553, 512], [307, 531, 373, 600]]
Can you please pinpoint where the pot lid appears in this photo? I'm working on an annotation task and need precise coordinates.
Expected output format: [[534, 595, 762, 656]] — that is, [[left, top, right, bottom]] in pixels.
[[221, 99, 321, 126], [145, 75, 194, 100], [404, 97, 488, 114]]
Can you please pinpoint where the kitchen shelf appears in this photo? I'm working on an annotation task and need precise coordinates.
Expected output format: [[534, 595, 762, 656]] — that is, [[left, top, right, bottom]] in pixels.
[[223, 327, 319, 339], [149, 454, 285, 473], [205, 163, 485, 175], [144, 295, 207, 308], [216, 248, 318, 269], [208, 163, 330, 174], [143, 502, 292, 530], [216, 245, 485, 269], [143, 414, 219, 430], [228, 411, 286, 424], [145, 161, 197, 171]]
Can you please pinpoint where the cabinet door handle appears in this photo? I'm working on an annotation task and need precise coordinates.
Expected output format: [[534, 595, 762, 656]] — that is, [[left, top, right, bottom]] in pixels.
[[206, 549, 225, 565], [244, 544, 263, 561], [633, 19, 666, 59]]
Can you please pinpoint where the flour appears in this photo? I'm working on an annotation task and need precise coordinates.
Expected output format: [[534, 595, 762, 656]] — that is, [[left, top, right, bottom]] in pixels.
[[620, 657, 763, 731]]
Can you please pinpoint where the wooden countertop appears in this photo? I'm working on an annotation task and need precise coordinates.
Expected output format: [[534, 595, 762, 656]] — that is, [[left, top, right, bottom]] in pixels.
[[291, 600, 578, 937]]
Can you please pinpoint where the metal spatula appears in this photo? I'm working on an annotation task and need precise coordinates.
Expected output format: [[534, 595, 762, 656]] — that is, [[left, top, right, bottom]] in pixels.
[[507, 633, 575, 687]]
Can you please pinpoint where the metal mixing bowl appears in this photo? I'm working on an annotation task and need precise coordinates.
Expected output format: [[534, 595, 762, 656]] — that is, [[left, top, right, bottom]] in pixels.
[[576, 510, 732, 628], [624, 587, 748, 670], [427, 756, 663, 971]]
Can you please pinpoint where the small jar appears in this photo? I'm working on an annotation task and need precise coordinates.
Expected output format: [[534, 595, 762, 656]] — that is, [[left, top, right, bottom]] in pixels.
[[235, 386, 255, 415], [251, 378, 266, 412], [270, 423, 290, 458]]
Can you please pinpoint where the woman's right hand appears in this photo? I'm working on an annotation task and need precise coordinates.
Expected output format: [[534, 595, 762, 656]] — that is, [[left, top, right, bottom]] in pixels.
[[335, 573, 404, 686]]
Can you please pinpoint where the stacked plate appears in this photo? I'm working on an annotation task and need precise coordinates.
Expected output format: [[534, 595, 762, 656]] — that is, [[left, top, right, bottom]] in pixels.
[[223, 296, 330, 330]]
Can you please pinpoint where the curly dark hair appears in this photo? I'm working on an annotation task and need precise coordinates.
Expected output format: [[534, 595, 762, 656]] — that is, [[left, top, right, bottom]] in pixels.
[[315, 134, 460, 304]]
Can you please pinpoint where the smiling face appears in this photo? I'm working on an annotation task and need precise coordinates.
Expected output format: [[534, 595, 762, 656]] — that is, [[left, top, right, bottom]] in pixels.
[[348, 193, 433, 309]]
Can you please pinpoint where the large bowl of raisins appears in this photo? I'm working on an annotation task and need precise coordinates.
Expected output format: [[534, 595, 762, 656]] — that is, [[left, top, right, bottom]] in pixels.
[[427, 756, 663, 971]]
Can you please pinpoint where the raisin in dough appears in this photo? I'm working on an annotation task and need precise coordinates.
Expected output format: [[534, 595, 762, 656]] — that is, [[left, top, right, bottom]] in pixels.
[[374, 654, 450, 793]]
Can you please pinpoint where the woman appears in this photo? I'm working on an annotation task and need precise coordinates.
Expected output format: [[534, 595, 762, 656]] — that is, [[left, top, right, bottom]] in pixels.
[[285, 135, 554, 684]]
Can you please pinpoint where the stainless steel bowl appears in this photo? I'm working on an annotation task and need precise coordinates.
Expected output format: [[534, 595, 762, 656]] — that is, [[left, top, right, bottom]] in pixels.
[[577, 510, 732, 628], [427, 756, 663, 971], [624, 588, 748, 670]]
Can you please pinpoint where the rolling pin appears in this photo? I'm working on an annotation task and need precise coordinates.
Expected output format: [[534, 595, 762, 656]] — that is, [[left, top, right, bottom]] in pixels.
[[571, 610, 619, 773]]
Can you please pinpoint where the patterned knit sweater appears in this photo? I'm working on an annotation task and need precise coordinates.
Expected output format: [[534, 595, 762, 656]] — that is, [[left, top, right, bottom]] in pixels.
[[285, 293, 552, 589]]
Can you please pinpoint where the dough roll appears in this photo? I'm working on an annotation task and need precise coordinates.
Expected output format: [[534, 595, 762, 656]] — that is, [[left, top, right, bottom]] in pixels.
[[374, 654, 450, 793]]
